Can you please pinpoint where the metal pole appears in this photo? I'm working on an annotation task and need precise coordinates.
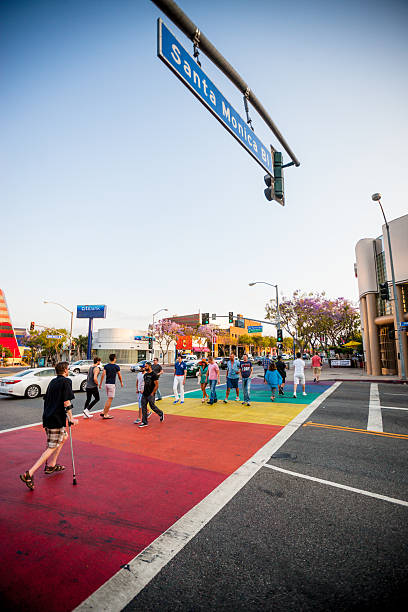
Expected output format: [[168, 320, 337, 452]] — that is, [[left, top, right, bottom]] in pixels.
[[68, 310, 73, 362], [380, 202, 406, 380], [151, 313, 155, 361], [87, 318, 93, 360], [152, 0, 300, 167]]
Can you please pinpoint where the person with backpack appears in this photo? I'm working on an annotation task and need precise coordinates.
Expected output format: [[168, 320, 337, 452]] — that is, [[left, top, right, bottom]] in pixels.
[[265, 362, 283, 402], [83, 356, 102, 418]]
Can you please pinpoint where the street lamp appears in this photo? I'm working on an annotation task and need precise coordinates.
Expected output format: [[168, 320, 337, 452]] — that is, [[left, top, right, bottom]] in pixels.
[[249, 281, 282, 355], [371, 193, 406, 380], [151, 308, 168, 360], [43, 300, 74, 360]]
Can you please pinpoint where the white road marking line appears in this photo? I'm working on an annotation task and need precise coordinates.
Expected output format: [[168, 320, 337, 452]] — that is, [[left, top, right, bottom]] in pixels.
[[368, 383, 383, 432], [263, 464, 408, 508], [74, 381, 341, 611], [381, 406, 408, 412]]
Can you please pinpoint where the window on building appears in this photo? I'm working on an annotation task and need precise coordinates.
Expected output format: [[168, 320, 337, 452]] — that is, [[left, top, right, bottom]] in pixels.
[[401, 284, 408, 314], [375, 249, 392, 316]]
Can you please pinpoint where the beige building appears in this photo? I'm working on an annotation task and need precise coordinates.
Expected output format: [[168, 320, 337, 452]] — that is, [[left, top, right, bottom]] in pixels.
[[355, 213, 408, 377]]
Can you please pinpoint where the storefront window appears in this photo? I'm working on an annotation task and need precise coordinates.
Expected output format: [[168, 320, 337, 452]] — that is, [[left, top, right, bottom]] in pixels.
[[401, 284, 408, 314]]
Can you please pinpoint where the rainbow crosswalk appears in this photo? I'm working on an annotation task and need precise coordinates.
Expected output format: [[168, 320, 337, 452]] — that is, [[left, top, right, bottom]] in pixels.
[[0, 378, 332, 611]]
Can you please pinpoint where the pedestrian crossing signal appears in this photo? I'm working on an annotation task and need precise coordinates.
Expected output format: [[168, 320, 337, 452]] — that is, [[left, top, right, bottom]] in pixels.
[[379, 282, 390, 301], [202, 313, 209, 325], [277, 329, 283, 343], [264, 151, 284, 206]]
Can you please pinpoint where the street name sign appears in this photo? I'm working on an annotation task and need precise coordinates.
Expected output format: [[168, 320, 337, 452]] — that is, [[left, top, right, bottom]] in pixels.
[[76, 305, 107, 319], [248, 325, 263, 333], [400, 322, 408, 328], [134, 336, 151, 341], [46, 334, 63, 339], [157, 19, 273, 177]]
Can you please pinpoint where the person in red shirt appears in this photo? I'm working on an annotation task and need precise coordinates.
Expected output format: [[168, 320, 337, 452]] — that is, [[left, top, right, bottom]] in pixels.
[[311, 353, 322, 382]]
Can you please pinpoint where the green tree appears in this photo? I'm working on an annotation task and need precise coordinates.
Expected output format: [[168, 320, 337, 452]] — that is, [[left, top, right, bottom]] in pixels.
[[0, 345, 13, 358], [25, 328, 69, 363]]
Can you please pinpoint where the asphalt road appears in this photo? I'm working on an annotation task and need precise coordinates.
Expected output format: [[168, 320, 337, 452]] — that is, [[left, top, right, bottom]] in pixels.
[[124, 381, 408, 612], [0, 366, 265, 431]]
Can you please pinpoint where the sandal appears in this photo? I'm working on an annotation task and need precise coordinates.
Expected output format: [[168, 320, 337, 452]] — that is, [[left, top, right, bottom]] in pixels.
[[102, 415, 114, 419], [45, 464, 65, 474], [20, 470, 34, 490]]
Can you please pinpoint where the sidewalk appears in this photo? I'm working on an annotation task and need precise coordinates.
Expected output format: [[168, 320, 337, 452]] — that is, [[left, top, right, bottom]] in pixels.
[[316, 367, 406, 384]]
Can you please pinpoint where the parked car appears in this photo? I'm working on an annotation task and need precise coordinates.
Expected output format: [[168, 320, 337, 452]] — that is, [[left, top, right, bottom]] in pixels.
[[181, 354, 198, 361], [130, 360, 149, 373], [254, 356, 264, 365], [215, 357, 223, 366], [0, 368, 87, 399], [69, 359, 95, 374]]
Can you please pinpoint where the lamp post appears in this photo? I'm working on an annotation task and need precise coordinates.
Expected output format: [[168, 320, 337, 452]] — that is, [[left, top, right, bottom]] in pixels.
[[371, 193, 406, 380], [151, 308, 168, 360], [43, 300, 73, 361], [249, 281, 281, 355]]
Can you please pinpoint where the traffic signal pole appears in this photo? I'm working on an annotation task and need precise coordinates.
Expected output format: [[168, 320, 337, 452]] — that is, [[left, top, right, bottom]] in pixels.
[[151, 0, 300, 168], [379, 201, 407, 380]]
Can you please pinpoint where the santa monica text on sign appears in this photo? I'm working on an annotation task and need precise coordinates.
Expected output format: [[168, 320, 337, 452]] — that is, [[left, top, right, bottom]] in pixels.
[[157, 19, 273, 177]]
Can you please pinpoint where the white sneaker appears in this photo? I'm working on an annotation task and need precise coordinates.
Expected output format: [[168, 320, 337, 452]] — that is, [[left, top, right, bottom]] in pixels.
[[293, 393, 297, 398], [83, 408, 93, 419], [302, 392, 307, 396]]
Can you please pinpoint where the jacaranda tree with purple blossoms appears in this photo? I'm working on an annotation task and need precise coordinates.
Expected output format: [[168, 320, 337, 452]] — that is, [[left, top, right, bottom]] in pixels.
[[265, 291, 360, 352]]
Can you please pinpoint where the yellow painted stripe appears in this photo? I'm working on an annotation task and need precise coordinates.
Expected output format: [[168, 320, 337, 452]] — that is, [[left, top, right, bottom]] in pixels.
[[119, 397, 308, 427], [303, 421, 408, 440]]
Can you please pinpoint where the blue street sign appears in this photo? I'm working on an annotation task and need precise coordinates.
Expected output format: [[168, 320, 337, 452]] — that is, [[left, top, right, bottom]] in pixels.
[[157, 19, 273, 177], [400, 322, 408, 328], [46, 334, 63, 339], [134, 336, 151, 341], [76, 305, 107, 319], [248, 325, 263, 333]]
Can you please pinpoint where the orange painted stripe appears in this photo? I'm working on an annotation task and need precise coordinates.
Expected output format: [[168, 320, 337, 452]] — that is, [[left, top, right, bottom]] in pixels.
[[303, 421, 408, 439]]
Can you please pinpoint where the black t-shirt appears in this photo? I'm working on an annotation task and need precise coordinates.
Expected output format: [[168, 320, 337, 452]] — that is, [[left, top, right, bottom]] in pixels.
[[143, 371, 158, 396], [43, 375, 75, 429], [104, 363, 120, 384], [276, 361, 286, 377], [152, 364, 162, 376]]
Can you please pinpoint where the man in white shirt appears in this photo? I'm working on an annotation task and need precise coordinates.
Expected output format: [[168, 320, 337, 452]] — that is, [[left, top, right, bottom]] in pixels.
[[293, 352, 307, 398]]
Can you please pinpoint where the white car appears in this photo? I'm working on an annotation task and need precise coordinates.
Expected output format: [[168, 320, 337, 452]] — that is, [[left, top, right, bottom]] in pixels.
[[69, 359, 96, 374], [0, 368, 87, 399]]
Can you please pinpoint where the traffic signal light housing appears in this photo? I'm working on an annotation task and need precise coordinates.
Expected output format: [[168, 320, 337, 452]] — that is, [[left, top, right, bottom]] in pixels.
[[30, 321, 35, 331], [379, 282, 390, 301], [229, 312, 234, 324], [277, 328, 283, 343], [148, 337, 153, 350], [202, 313, 209, 325], [264, 151, 284, 206]]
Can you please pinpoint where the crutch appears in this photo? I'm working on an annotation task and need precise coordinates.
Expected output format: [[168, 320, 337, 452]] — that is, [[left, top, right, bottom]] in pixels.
[[67, 419, 77, 485]]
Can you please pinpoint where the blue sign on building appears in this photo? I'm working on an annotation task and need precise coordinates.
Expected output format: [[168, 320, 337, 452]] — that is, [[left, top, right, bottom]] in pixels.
[[157, 19, 273, 177], [76, 305, 107, 319]]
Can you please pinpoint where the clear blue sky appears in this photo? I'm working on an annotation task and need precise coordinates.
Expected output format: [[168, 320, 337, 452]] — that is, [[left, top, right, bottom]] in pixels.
[[2, 0, 407, 335]]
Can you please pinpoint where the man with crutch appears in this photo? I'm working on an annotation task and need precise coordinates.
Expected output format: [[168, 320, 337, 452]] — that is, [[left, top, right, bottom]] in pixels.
[[20, 361, 78, 490]]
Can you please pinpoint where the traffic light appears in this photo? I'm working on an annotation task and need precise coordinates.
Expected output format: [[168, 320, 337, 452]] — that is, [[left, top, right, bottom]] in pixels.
[[229, 312, 234, 324], [30, 321, 35, 331], [388, 329, 395, 340], [202, 313, 209, 325], [277, 328, 283, 343], [148, 337, 153, 350], [379, 282, 390, 301], [264, 151, 284, 206]]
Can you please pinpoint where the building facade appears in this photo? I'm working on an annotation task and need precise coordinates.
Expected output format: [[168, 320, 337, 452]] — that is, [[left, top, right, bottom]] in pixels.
[[91, 328, 176, 364], [355, 213, 408, 377]]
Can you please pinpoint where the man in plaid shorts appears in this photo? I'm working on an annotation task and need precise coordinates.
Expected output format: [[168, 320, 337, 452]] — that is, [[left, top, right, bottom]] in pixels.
[[20, 361, 78, 490]]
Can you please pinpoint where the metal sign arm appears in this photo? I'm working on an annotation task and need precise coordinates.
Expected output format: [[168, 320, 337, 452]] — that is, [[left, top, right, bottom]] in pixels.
[[151, 0, 300, 167]]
